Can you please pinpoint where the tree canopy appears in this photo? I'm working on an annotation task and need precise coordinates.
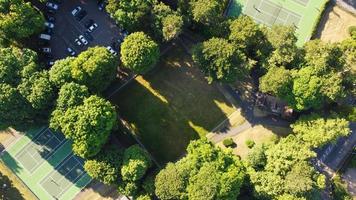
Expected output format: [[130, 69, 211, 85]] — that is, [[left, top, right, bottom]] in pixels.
[[152, 2, 183, 41], [49, 47, 118, 92], [106, 0, 153, 32], [120, 32, 160, 74], [50, 95, 117, 158], [84, 145, 123, 185], [55, 82, 89, 110], [0, 0, 44, 44], [0, 83, 33, 129], [155, 139, 246, 200], [18, 71, 55, 110], [0, 47, 38, 86], [121, 145, 152, 182], [192, 37, 247, 83]]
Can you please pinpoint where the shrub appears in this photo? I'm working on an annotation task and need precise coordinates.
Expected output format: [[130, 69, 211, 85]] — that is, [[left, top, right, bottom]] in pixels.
[[223, 138, 234, 147], [245, 139, 255, 149], [348, 26, 356, 38]]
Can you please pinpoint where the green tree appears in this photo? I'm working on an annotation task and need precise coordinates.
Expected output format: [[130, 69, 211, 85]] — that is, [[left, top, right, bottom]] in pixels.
[[18, 71, 55, 110], [155, 139, 246, 200], [0, 0, 45, 43], [120, 32, 160, 74], [107, 0, 153, 31], [0, 83, 33, 129], [71, 47, 118, 92], [292, 114, 350, 148], [56, 82, 89, 110], [259, 67, 293, 98], [0, 47, 38, 86], [246, 144, 267, 171], [121, 145, 152, 182], [192, 37, 247, 83], [248, 135, 324, 199], [152, 2, 183, 41], [155, 163, 190, 199], [266, 25, 300, 69], [84, 145, 123, 185], [117, 181, 140, 197], [49, 57, 75, 88], [190, 0, 225, 26], [52, 95, 117, 158], [304, 40, 344, 73], [229, 16, 271, 62]]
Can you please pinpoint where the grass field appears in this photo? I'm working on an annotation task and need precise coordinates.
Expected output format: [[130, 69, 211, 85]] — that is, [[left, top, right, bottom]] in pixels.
[[217, 125, 291, 159], [227, 0, 328, 46], [111, 44, 236, 164]]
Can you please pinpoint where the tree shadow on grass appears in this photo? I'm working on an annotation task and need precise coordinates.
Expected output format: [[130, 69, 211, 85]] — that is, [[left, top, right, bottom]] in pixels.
[[0, 169, 25, 200], [110, 45, 234, 164]]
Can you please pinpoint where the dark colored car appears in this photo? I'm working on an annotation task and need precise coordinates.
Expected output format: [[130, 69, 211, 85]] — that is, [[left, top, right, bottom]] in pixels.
[[46, 14, 56, 23], [76, 10, 87, 21], [45, 28, 53, 35], [84, 19, 94, 28], [84, 31, 94, 41]]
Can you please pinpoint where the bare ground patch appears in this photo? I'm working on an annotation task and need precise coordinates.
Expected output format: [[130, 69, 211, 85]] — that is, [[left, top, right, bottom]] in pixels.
[[316, 3, 356, 42]]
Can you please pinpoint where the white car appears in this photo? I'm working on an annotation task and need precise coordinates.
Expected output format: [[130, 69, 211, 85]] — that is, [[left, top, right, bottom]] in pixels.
[[46, 2, 59, 10], [44, 22, 54, 29], [74, 38, 82, 46], [71, 6, 82, 16], [88, 23, 98, 33], [106, 46, 117, 56], [67, 47, 76, 56], [42, 47, 51, 53], [78, 35, 88, 45]]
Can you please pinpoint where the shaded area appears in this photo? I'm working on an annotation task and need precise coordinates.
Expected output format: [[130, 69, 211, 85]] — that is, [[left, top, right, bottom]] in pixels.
[[0, 168, 26, 200], [111, 44, 235, 164]]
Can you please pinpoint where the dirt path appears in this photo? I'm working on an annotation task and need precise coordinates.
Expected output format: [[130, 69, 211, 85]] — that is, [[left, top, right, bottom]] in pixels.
[[316, 3, 356, 42]]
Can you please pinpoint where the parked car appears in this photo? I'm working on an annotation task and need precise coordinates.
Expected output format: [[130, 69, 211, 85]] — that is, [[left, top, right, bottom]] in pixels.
[[106, 46, 117, 56], [71, 6, 82, 16], [39, 34, 51, 41], [45, 15, 56, 23], [44, 22, 54, 29], [76, 10, 87, 21], [67, 47, 76, 56], [46, 2, 59, 10], [84, 19, 94, 28], [98, 2, 105, 11], [45, 28, 53, 35], [88, 23, 98, 33], [78, 35, 88, 45], [42, 47, 51, 53], [84, 31, 94, 41], [74, 38, 82, 46]]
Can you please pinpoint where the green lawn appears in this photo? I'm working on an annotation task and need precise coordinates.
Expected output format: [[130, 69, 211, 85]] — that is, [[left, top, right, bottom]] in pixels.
[[111, 45, 236, 164]]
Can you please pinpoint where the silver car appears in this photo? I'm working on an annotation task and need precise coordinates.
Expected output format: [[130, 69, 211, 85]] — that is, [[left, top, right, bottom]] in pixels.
[[79, 35, 88, 45]]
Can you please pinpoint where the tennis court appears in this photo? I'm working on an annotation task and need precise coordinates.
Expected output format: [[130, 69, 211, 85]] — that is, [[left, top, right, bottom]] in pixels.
[[227, 0, 328, 46], [1, 127, 92, 200]]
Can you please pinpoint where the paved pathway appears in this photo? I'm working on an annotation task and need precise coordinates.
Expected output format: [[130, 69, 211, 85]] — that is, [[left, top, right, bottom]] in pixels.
[[334, 0, 356, 14]]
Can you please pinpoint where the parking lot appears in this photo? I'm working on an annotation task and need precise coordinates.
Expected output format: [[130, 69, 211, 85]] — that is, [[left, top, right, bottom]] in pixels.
[[43, 0, 124, 60]]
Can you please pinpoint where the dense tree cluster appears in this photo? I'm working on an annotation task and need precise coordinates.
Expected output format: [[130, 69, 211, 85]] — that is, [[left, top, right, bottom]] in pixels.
[[0, 47, 49, 129], [106, 0, 154, 32], [192, 37, 248, 83], [0, 0, 44, 46], [155, 139, 246, 200], [247, 115, 350, 199], [120, 32, 160, 74], [151, 2, 183, 41], [84, 144, 153, 198], [49, 47, 118, 92]]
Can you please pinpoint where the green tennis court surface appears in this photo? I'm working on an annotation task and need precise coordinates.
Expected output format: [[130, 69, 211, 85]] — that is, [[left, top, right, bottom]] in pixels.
[[1, 127, 92, 200], [227, 0, 328, 46]]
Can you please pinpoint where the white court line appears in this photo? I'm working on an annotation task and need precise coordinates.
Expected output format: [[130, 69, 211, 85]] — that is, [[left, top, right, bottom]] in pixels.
[[39, 154, 86, 199], [30, 139, 70, 176]]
